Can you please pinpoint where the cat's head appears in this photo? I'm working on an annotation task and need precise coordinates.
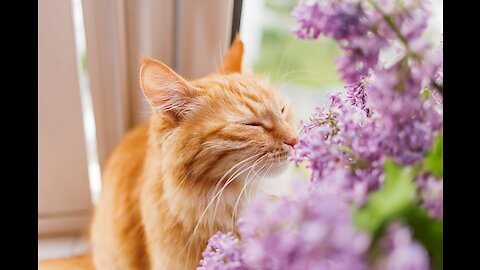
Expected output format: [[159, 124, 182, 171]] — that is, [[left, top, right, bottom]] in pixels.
[[140, 37, 297, 188]]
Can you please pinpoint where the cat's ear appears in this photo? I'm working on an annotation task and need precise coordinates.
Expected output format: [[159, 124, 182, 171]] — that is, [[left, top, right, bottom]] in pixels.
[[140, 57, 199, 122], [219, 35, 244, 74]]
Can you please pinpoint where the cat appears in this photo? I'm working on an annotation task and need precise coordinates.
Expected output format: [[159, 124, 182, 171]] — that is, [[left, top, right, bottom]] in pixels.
[[38, 37, 297, 270]]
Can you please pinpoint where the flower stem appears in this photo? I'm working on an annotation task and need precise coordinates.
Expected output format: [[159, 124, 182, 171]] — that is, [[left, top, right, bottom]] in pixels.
[[366, 0, 420, 60]]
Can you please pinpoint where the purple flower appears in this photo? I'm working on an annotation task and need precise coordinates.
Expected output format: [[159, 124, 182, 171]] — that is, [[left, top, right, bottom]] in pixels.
[[293, 0, 381, 83], [292, 92, 384, 204], [373, 0, 429, 42], [293, 0, 370, 41], [238, 188, 371, 270], [376, 223, 430, 270], [293, 0, 438, 86], [199, 1, 443, 269], [416, 174, 443, 220], [321, 2, 370, 40], [366, 62, 442, 165], [292, 1, 323, 39], [434, 35, 444, 85], [336, 36, 384, 83], [346, 80, 371, 116], [198, 232, 246, 270]]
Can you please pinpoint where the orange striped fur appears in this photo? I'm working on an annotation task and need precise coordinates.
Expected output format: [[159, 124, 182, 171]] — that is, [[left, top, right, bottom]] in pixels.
[[39, 37, 297, 270]]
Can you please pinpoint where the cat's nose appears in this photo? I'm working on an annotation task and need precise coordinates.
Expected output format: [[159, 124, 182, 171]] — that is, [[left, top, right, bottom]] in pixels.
[[284, 137, 298, 148]]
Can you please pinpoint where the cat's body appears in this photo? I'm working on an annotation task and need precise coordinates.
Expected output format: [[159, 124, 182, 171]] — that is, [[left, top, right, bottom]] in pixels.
[[39, 38, 297, 270]]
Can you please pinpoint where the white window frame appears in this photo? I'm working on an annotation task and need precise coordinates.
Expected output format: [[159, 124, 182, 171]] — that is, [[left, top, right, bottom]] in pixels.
[[39, 0, 235, 236]]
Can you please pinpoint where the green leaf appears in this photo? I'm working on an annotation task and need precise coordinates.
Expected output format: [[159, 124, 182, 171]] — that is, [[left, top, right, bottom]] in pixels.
[[424, 133, 443, 178], [353, 159, 443, 270], [354, 160, 418, 234], [404, 206, 443, 270]]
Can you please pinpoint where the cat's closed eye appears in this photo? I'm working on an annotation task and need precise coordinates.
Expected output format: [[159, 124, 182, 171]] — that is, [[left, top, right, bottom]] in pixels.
[[243, 121, 268, 130], [243, 121, 274, 131], [244, 122, 264, 128]]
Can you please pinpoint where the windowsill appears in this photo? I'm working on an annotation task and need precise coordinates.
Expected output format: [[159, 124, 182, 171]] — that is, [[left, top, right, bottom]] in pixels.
[[38, 234, 90, 261]]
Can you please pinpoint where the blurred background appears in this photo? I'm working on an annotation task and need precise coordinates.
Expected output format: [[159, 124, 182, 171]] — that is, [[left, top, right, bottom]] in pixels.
[[38, 0, 442, 260]]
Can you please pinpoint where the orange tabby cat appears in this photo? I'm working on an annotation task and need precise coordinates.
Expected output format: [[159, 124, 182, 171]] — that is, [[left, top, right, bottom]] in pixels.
[[39, 37, 297, 270]]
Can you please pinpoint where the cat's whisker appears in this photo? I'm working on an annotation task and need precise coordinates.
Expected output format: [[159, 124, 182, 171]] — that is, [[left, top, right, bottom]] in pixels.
[[247, 156, 281, 199], [183, 154, 260, 260], [173, 173, 189, 194], [160, 157, 268, 262], [250, 162, 273, 201], [276, 40, 293, 81], [247, 158, 274, 198], [280, 76, 327, 87], [213, 42, 225, 72], [214, 154, 267, 224], [211, 157, 262, 223], [196, 154, 259, 227], [277, 69, 323, 85], [231, 161, 268, 233], [184, 162, 247, 262], [231, 160, 272, 235], [209, 154, 260, 203], [199, 156, 258, 230], [185, 162, 256, 263], [210, 161, 252, 228]]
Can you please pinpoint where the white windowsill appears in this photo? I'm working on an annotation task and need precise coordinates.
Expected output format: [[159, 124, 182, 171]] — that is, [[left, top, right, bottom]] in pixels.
[[38, 234, 90, 261]]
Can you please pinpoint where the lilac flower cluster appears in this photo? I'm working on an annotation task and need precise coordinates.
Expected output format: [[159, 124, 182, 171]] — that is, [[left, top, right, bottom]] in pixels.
[[199, 190, 432, 270], [200, 188, 371, 270], [416, 174, 443, 220], [198, 232, 245, 270], [375, 223, 430, 270], [239, 188, 371, 269], [292, 88, 384, 204], [199, 1, 442, 269], [434, 36, 443, 86], [293, 0, 370, 40], [293, 0, 435, 85], [291, 0, 443, 199], [292, 76, 442, 204], [367, 64, 443, 165], [293, 0, 378, 83], [346, 80, 371, 116]]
